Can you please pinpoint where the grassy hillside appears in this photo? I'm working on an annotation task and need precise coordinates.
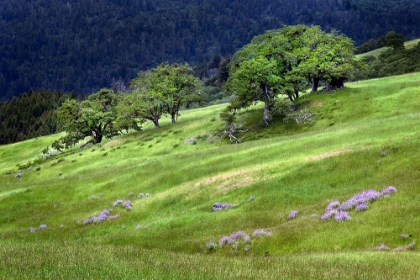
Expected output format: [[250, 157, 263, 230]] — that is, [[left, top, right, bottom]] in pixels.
[[356, 38, 420, 59], [1, 73, 420, 279]]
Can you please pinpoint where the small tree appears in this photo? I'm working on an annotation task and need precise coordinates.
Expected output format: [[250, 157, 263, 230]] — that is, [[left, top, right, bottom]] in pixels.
[[55, 88, 121, 149], [152, 63, 202, 124], [120, 71, 166, 129], [385, 31, 405, 50]]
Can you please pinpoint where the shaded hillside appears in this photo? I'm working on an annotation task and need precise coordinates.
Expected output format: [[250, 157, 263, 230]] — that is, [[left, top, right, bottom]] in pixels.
[[1, 0, 420, 99]]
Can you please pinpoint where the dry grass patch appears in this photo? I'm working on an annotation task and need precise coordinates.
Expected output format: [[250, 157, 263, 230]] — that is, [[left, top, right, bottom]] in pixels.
[[308, 149, 352, 161], [193, 168, 262, 194], [103, 139, 122, 148]]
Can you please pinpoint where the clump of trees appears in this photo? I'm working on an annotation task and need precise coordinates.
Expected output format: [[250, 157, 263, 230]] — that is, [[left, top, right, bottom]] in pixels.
[[222, 25, 359, 125], [50, 63, 201, 151], [355, 31, 406, 54], [0, 90, 75, 145], [354, 32, 420, 80], [48, 25, 361, 150], [120, 63, 202, 129]]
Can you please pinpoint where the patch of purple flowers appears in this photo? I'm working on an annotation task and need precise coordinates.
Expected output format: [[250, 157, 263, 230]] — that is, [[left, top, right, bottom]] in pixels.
[[113, 199, 124, 207], [382, 186, 397, 195], [124, 200, 133, 210], [325, 200, 341, 212], [212, 202, 233, 211], [321, 186, 397, 222], [335, 211, 351, 222], [113, 199, 134, 210], [252, 229, 272, 238], [205, 241, 217, 253], [39, 224, 47, 230], [84, 209, 111, 225], [321, 210, 337, 221], [288, 210, 299, 219], [355, 203, 368, 211], [219, 231, 250, 247]]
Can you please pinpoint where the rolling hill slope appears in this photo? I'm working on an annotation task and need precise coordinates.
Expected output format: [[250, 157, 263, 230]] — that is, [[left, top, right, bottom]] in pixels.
[[0, 73, 420, 278]]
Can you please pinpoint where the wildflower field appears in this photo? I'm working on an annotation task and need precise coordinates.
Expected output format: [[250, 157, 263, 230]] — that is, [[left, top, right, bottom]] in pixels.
[[1, 73, 420, 279]]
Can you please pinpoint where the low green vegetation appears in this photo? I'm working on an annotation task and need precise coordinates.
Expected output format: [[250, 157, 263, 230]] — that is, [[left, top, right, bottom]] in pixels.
[[0, 72, 419, 278], [355, 37, 420, 81]]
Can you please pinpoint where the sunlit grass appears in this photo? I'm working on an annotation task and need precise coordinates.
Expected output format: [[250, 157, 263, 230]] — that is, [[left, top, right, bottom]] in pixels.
[[0, 73, 420, 278]]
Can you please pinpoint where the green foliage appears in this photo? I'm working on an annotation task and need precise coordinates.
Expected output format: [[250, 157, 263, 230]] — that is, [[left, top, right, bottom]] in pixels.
[[55, 89, 121, 148], [354, 41, 420, 80], [0, 90, 75, 144], [224, 25, 358, 124], [153, 63, 202, 123], [118, 64, 201, 128], [385, 31, 405, 50]]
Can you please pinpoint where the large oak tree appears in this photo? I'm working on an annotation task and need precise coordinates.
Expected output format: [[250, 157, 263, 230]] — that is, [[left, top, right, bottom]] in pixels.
[[224, 25, 358, 124]]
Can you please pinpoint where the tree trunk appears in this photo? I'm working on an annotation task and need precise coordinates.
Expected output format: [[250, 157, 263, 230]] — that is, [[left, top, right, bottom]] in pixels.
[[263, 102, 272, 126], [153, 115, 160, 128], [329, 77, 345, 89], [171, 113, 177, 124], [311, 77, 320, 93], [94, 133, 103, 144]]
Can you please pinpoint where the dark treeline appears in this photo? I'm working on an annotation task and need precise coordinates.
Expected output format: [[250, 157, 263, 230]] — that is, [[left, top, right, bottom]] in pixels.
[[0, 90, 76, 144], [1, 0, 420, 100]]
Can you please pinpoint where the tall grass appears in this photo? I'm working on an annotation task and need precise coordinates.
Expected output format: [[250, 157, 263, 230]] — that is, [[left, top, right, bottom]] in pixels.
[[0, 73, 420, 278]]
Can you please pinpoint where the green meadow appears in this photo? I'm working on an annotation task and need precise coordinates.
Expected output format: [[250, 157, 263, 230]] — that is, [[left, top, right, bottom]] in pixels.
[[1, 72, 420, 279]]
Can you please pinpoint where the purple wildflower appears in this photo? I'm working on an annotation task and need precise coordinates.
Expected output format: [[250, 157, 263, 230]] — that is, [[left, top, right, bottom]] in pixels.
[[382, 186, 397, 195], [335, 211, 351, 222], [373, 243, 390, 251], [124, 200, 133, 210], [113, 199, 124, 207], [321, 210, 336, 221], [355, 203, 368, 211], [252, 229, 272, 238], [219, 231, 250, 247], [205, 241, 217, 252], [83, 218, 94, 225], [137, 193, 144, 198], [97, 209, 109, 222], [219, 236, 230, 246], [325, 200, 341, 212], [39, 224, 47, 230], [288, 210, 299, 219], [360, 189, 381, 202], [212, 202, 233, 211], [29, 227, 37, 233]]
